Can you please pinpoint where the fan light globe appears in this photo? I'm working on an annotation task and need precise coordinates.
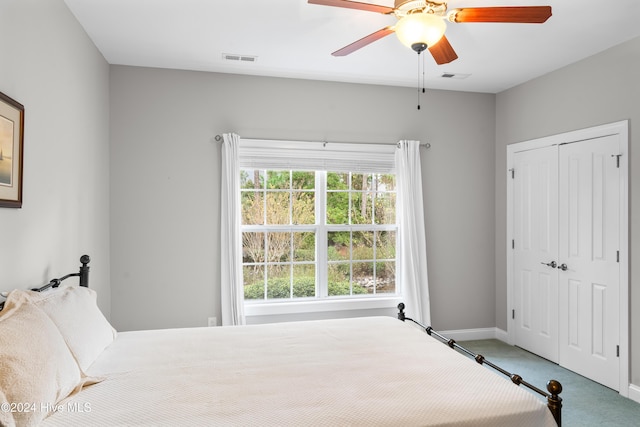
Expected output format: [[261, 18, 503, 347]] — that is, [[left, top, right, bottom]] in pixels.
[[395, 13, 446, 53]]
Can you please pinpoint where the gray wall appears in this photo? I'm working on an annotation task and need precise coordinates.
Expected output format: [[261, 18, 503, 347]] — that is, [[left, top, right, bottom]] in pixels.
[[0, 1, 111, 313], [109, 66, 496, 332], [495, 36, 640, 384]]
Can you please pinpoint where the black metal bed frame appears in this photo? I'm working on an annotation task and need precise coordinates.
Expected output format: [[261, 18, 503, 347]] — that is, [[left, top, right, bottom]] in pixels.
[[397, 302, 563, 427], [1, 257, 561, 426], [0, 255, 90, 311]]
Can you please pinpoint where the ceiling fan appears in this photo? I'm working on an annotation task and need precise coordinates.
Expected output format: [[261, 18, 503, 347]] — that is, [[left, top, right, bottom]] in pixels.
[[308, 0, 552, 64]]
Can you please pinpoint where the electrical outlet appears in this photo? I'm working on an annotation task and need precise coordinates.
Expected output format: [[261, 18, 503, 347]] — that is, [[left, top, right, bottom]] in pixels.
[[207, 317, 217, 327]]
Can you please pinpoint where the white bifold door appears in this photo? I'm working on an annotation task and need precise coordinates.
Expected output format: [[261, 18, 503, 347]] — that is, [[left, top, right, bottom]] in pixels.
[[512, 133, 622, 391], [512, 146, 559, 363]]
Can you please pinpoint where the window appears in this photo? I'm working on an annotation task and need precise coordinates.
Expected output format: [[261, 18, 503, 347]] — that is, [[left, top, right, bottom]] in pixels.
[[221, 136, 428, 325], [240, 169, 397, 303]]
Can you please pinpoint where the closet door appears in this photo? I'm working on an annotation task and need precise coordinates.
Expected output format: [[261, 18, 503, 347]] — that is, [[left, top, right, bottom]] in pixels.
[[512, 146, 559, 362], [509, 121, 627, 393], [558, 135, 620, 390]]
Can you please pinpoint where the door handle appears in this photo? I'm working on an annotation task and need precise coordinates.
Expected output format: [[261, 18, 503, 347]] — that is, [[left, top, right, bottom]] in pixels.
[[541, 261, 557, 268], [557, 263, 568, 271]]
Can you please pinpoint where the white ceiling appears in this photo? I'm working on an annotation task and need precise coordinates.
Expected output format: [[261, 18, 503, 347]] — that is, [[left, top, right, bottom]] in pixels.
[[64, 0, 640, 93]]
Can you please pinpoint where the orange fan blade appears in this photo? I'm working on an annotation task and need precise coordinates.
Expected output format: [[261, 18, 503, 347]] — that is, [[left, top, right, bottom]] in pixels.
[[332, 26, 395, 56], [451, 6, 552, 23], [308, 0, 394, 15], [428, 35, 458, 65]]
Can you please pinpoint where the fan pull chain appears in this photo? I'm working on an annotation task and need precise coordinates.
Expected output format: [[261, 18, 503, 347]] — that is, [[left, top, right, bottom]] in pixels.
[[417, 52, 421, 110], [422, 51, 426, 95], [417, 51, 427, 110]]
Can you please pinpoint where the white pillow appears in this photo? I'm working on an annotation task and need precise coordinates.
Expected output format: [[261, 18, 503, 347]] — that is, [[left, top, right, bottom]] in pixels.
[[0, 290, 84, 427], [30, 286, 117, 372]]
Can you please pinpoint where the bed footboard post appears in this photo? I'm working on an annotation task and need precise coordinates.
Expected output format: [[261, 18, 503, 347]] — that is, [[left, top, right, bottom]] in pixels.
[[397, 303, 406, 321], [547, 380, 562, 427], [79, 255, 90, 288]]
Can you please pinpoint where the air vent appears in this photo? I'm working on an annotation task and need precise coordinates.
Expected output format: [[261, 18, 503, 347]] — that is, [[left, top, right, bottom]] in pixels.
[[223, 53, 257, 63], [441, 72, 470, 80]]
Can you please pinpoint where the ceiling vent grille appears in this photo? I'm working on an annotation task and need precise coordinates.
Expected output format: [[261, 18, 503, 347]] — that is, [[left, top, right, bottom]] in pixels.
[[223, 53, 257, 63], [441, 72, 470, 80]]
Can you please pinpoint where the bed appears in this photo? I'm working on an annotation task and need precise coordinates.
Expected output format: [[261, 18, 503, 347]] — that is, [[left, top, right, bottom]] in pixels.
[[0, 256, 562, 427]]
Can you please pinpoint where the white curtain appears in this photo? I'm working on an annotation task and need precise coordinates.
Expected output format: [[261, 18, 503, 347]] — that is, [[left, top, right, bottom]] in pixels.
[[220, 133, 245, 325], [396, 140, 431, 325]]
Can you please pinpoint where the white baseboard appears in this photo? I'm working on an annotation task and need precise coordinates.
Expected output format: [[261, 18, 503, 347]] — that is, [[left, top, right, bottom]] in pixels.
[[628, 383, 640, 404], [439, 327, 508, 342], [494, 328, 509, 343]]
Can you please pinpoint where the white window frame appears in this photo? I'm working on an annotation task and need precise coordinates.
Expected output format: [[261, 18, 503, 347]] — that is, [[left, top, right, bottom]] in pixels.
[[238, 139, 403, 316]]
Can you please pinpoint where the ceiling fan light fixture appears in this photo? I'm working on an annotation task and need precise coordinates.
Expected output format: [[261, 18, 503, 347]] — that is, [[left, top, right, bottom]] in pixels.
[[395, 12, 446, 53]]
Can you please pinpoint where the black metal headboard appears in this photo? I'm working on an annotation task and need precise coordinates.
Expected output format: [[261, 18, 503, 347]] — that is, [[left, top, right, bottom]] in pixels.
[[32, 255, 91, 292], [0, 255, 90, 311]]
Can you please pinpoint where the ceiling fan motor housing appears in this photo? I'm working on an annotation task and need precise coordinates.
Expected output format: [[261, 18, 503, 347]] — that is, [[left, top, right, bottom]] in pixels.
[[394, 0, 448, 17]]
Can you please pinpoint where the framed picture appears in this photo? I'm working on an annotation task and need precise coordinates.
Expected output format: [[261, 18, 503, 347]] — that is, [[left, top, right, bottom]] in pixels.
[[0, 91, 24, 208]]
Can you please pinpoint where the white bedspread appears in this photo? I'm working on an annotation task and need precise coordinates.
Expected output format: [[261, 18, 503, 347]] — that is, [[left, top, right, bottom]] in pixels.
[[42, 316, 557, 426]]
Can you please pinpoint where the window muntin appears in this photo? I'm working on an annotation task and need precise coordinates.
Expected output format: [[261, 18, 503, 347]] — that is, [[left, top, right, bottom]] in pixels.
[[241, 169, 397, 303]]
